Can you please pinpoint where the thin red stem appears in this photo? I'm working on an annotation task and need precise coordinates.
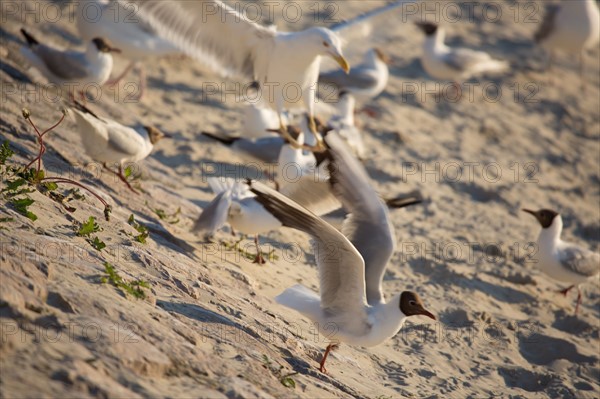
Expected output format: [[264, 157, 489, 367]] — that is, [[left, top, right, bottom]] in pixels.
[[42, 177, 109, 208]]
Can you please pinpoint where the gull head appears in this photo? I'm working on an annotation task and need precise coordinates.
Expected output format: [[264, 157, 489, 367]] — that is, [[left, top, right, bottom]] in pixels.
[[144, 126, 170, 144], [522, 208, 559, 229], [399, 291, 436, 320], [92, 38, 121, 54], [415, 22, 439, 37], [306, 27, 349, 74]]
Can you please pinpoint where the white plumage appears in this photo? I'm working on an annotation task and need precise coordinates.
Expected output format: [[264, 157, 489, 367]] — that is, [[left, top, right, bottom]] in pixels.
[[416, 22, 508, 83]]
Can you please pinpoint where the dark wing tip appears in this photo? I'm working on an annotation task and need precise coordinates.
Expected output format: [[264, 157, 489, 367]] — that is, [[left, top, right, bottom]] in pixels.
[[201, 131, 237, 145], [20, 28, 39, 46]]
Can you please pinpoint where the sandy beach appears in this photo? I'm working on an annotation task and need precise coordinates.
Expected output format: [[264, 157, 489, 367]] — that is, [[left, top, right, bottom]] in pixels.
[[1, 1, 599, 398]]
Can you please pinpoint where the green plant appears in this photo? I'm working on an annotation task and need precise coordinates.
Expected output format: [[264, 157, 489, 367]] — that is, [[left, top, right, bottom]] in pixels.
[[88, 236, 106, 251], [128, 214, 149, 244], [1, 110, 113, 221], [145, 201, 181, 224], [100, 262, 150, 299], [77, 216, 101, 236]]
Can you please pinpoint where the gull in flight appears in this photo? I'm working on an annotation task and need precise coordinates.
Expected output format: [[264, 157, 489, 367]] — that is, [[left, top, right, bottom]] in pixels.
[[523, 209, 599, 314], [20, 29, 120, 98], [319, 48, 390, 116], [534, 0, 600, 87], [118, 0, 350, 150], [75, 0, 181, 99], [249, 131, 435, 373], [415, 22, 508, 91], [70, 101, 168, 193]]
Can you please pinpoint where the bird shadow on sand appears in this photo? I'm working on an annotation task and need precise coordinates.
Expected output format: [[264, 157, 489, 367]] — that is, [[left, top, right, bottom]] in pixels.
[[517, 332, 598, 366], [465, 278, 538, 304], [156, 300, 263, 341]]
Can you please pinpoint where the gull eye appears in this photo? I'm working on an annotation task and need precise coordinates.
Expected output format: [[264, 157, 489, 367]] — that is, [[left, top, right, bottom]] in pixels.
[[323, 41, 329, 47], [409, 300, 417, 306]]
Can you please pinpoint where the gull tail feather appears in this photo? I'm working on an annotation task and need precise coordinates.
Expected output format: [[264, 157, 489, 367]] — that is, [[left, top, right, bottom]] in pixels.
[[275, 284, 322, 320]]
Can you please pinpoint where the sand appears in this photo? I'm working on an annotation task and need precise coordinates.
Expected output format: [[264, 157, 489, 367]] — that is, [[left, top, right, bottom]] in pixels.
[[1, 1, 599, 398]]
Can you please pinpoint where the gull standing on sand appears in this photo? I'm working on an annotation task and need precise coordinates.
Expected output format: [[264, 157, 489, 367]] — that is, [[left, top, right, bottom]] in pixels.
[[75, 0, 181, 99], [118, 0, 350, 149], [319, 48, 390, 107], [193, 177, 282, 264], [20, 29, 120, 97], [523, 209, 599, 314], [415, 22, 508, 89], [70, 102, 168, 193], [249, 131, 435, 373], [534, 0, 600, 85]]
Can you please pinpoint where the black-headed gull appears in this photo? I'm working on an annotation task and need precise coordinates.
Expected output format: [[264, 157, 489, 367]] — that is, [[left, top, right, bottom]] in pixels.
[[20, 29, 120, 97], [534, 0, 600, 86], [249, 131, 435, 373], [415, 22, 508, 88], [70, 102, 168, 193], [523, 209, 599, 314]]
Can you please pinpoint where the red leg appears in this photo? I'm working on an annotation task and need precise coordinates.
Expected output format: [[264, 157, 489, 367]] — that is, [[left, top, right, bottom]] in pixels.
[[319, 343, 338, 374], [557, 285, 575, 296], [253, 235, 265, 264], [106, 61, 135, 86]]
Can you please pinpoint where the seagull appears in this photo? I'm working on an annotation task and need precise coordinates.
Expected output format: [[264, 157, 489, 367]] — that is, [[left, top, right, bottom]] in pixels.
[[248, 131, 435, 373], [319, 48, 390, 107], [76, 0, 181, 99], [20, 29, 120, 98], [70, 101, 168, 193], [193, 177, 282, 264], [327, 92, 366, 160], [415, 22, 508, 90], [118, 0, 351, 150], [534, 0, 600, 86], [523, 209, 599, 314]]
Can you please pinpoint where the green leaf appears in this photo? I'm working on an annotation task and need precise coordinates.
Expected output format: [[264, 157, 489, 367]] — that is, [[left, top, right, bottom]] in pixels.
[[101, 262, 149, 300], [10, 197, 37, 221], [124, 166, 132, 178], [43, 181, 58, 191], [280, 374, 297, 389], [2, 178, 26, 192], [88, 236, 106, 251], [78, 216, 100, 236], [128, 214, 149, 244], [0, 217, 14, 223], [0, 141, 14, 165]]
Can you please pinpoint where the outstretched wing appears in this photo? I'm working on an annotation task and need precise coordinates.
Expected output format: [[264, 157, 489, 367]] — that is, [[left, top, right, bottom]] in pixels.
[[249, 180, 368, 316], [324, 132, 396, 305], [119, 0, 276, 79], [329, 0, 413, 33]]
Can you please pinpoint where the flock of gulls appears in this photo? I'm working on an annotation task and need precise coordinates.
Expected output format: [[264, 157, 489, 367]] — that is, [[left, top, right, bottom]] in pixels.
[[14, 0, 600, 374]]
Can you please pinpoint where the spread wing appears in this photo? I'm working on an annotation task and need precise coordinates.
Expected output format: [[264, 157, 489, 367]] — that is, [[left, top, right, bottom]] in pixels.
[[119, 0, 276, 80], [330, 0, 412, 33], [249, 180, 368, 315], [324, 132, 396, 305], [192, 191, 232, 235]]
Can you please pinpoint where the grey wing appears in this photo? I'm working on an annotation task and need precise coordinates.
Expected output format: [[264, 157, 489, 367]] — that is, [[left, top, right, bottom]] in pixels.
[[324, 131, 395, 305], [319, 67, 378, 90], [233, 137, 284, 164], [534, 4, 560, 43], [559, 245, 600, 278], [441, 48, 489, 72], [34, 46, 89, 80], [192, 191, 232, 236], [249, 180, 369, 317], [280, 177, 341, 216]]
